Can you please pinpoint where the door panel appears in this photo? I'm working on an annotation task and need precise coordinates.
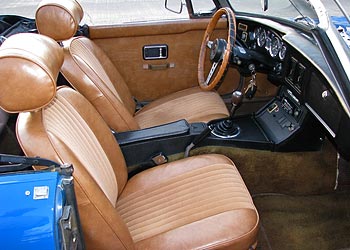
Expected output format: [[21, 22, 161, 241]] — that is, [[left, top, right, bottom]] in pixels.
[[89, 19, 278, 104], [89, 19, 232, 100]]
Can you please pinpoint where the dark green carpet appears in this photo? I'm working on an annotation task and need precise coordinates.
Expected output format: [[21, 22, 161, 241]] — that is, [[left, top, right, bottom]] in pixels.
[[190, 140, 337, 195], [254, 192, 350, 250]]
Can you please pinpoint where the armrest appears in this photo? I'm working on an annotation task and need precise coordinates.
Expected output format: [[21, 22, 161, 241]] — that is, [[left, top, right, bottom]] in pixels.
[[114, 119, 190, 145]]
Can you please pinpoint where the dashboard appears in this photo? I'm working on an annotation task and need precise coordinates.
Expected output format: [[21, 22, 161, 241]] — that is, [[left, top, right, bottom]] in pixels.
[[234, 17, 350, 159], [235, 20, 308, 96]]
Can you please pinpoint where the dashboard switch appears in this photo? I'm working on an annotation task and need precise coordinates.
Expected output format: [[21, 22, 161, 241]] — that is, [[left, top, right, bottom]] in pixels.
[[322, 90, 329, 99], [267, 102, 279, 113]]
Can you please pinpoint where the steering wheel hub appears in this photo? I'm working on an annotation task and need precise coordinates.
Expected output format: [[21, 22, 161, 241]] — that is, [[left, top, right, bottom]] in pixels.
[[209, 39, 227, 62]]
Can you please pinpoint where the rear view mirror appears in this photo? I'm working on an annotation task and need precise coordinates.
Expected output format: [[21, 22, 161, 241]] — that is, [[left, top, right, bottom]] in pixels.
[[165, 0, 185, 14], [261, 0, 268, 11]]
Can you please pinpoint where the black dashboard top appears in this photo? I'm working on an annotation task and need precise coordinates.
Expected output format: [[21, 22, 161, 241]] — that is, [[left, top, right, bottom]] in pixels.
[[235, 16, 350, 159]]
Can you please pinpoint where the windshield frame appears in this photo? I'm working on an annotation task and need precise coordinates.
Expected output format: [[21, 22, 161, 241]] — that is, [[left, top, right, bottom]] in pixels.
[[308, 0, 350, 117], [227, 0, 320, 27]]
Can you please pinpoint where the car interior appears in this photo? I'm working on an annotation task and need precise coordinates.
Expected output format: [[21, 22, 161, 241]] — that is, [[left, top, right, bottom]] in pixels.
[[0, 0, 349, 249]]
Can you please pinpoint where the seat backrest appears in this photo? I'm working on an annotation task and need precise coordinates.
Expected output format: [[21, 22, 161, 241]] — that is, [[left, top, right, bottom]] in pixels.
[[0, 33, 135, 249], [36, 0, 139, 132]]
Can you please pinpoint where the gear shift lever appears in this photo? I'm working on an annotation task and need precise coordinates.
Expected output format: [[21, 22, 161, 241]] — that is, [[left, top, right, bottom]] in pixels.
[[211, 90, 243, 138], [184, 91, 244, 156], [230, 90, 243, 118]]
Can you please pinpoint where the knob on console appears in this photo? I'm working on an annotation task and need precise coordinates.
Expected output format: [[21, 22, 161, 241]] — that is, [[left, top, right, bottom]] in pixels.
[[230, 91, 243, 118]]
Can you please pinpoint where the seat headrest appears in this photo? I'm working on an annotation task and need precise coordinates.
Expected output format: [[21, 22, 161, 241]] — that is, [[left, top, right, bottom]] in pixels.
[[36, 0, 84, 41], [0, 33, 63, 113]]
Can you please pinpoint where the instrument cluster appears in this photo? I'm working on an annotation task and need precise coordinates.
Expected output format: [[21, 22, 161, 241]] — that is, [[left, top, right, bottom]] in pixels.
[[253, 27, 286, 60], [238, 23, 287, 61]]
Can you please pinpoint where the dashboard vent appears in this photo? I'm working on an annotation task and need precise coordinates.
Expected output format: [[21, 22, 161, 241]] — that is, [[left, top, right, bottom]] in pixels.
[[286, 57, 305, 93]]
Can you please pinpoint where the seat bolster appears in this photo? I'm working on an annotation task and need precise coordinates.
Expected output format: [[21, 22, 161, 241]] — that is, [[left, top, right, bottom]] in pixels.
[[135, 87, 229, 129], [74, 174, 135, 250], [61, 38, 139, 132], [17, 111, 64, 164], [135, 209, 258, 250]]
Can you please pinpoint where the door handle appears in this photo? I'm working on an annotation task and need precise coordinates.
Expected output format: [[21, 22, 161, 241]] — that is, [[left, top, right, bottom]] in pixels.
[[143, 63, 175, 70]]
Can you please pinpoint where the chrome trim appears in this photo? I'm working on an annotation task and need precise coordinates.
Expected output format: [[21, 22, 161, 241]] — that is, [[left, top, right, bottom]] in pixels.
[[143, 45, 168, 60], [210, 127, 241, 139], [305, 102, 336, 138], [308, 0, 329, 30], [287, 89, 300, 105]]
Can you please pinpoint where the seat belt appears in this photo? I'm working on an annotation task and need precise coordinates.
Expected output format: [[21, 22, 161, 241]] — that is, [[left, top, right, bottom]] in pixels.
[[133, 97, 145, 112], [184, 126, 212, 158]]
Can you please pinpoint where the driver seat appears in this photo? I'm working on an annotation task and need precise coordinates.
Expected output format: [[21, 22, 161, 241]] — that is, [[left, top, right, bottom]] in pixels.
[[35, 0, 229, 132]]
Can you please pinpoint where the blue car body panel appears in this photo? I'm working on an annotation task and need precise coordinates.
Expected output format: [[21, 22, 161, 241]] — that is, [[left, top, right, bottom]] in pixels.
[[0, 171, 63, 250]]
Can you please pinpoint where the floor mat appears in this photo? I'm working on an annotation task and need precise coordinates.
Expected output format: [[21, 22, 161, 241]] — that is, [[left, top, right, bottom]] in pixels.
[[254, 192, 350, 250]]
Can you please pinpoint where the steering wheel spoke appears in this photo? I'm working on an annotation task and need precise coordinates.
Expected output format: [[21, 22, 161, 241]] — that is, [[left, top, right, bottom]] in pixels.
[[205, 61, 219, 85], [198, 8, 236, 90]]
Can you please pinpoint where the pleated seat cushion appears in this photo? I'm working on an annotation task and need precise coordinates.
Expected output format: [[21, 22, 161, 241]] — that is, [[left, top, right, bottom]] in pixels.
[[134, 87, 229, 129], [117, 154, 259, 250]]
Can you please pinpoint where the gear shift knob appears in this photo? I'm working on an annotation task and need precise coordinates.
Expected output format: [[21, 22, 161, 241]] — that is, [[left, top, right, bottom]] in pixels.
[[230, 90, 243, 117]]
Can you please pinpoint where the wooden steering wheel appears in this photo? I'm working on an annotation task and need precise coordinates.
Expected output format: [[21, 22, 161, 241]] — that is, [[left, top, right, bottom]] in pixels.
[[198, 7, 236, 90]]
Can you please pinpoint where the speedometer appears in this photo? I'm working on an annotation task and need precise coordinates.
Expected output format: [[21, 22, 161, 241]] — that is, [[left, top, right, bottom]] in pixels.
[[270, 36, 281, 58], [257, 29, 266, 47]]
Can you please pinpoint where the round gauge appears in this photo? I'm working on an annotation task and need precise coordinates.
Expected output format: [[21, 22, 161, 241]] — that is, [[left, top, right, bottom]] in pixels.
[[254, 27, 261, 40], [279, 44, 287, 60], [270, 36, 281, 58], [257, 29, 266, 47]]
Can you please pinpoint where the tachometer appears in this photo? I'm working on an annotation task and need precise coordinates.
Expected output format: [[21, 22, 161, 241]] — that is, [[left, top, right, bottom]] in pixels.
[[279, 44, 287, 60], [270, 36, 281, 58], [257, 29, 266, 47]]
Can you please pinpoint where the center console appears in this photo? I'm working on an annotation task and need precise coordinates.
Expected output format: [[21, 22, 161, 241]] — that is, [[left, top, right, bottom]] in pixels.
[[255, 87, 305, 144], [115, 87, 324, 167], [254, 86, 324, 151]]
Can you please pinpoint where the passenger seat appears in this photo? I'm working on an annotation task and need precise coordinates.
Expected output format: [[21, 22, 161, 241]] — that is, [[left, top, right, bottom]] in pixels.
[[0, 33, 259, 250]]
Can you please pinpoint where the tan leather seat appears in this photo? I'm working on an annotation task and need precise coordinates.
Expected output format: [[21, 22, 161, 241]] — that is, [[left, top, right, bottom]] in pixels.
[[34, 0, 229, 132], [0, 33, 258, 250]]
